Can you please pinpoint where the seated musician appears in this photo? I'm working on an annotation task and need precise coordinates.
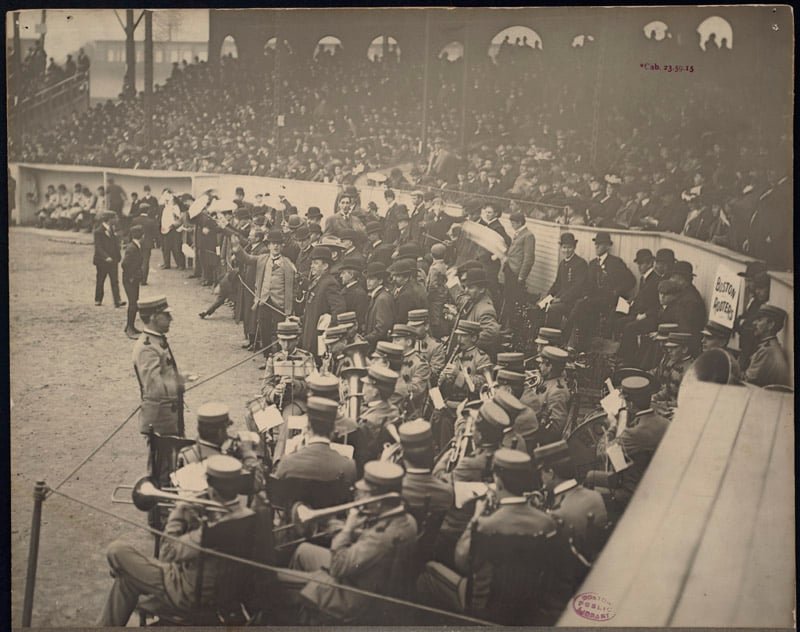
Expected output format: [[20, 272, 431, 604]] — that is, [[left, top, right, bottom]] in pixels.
[[492, 389, 536, 454], [533, 327, 562, 356], [650, 323, 679, 382], [460, 269, 501, 357], [357, 365, 401, 462], [586, 375, 669, 516], [390, 324, 432, 416], [275, 396, 357, 485], [432, 401, 510, 566], [337, 311, 368, 347], [652, 332, 695, 409], [521, 346, 570, 444], [744, 304, 790, 387], [98, 455, 253, 626], [280, 461, 417, 622], [534, 440, 607, 544], [369, 340, 410, 414], [398, 419, 454, 519], [417, 449, 556, 615], [407, 309, 447, 382], [435, 319, 493, 447], [262, 320, 316, 404], [320, 324, 350, 376]]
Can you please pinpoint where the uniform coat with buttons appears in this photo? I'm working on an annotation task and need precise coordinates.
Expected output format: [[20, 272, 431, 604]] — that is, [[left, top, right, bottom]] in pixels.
[[548, 479, 608, 543], [521, 377, 570, 440], [744, 336, 790, 387], [275, 440, 357, 484], [463, 294, 501, 356], [133, 330, 183, 435]]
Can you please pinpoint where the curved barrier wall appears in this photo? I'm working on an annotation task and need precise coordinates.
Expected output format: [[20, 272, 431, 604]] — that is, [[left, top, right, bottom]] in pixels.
[[10, 162, 793, 377]]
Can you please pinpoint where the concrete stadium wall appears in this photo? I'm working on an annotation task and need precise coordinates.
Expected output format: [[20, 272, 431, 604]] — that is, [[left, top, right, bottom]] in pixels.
[[10, 162, 793, 376]]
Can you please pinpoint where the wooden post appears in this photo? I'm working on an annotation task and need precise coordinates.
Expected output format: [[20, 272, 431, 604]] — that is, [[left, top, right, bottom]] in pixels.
[[21, 481, 48, 627]]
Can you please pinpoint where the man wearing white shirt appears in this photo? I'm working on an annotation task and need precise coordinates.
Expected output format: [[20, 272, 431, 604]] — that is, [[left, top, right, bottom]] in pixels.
[[159, 189, 185, 270]]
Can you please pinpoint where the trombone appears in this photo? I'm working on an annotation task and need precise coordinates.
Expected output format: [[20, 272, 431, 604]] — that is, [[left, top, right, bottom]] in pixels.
[[112, 476, 230, 514]]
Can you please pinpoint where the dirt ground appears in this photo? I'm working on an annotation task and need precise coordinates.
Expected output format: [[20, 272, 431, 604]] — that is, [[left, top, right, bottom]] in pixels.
[[10, 228, 264, 627]]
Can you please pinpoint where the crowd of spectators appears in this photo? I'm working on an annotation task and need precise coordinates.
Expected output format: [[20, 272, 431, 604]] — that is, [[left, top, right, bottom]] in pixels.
[[8, 39, 90, 102], [12, 40, 791, 269]]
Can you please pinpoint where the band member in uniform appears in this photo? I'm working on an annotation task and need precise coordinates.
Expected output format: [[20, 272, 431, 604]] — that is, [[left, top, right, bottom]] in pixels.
[[436, 320, 493, 447], [492, 389, 537, 454], [534, 440, 607, 543], [652, 332, 695, 409], [650, 323, 679, 386], [389, 258, 427, 324], [358, 365, 402, 462], [282, 461, 417, 623], [407, 309, 447, 382], [364, 262, 395, 352], [306, 374, 366, 470], [261, 320, 316, 404], [540, 232, 588, 329], [700, 321, 733, 354], [398, 419, 455, 519], [274, 396, 357, 485], [744, 304, 790, 387], [300, 246, 347, 354], [521, 346, 570, 444], [339, 258, 369, 331], [98, 455, 253, 626], [461, 268, 501, 357], [419, 449, 555, 618], [390, 324, 432, 416], [587, 374, 669, 517]]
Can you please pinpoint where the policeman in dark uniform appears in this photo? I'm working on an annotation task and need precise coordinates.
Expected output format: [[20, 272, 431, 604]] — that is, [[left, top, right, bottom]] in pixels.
[[534, 440, 607, 544], [521, 346, 570, 443], [418, 449, 556, 618], [744, 304, 790, 387]]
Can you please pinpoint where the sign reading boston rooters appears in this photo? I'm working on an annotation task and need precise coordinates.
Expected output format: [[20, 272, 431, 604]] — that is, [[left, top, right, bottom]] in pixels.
[[709, 263, 741, 329]]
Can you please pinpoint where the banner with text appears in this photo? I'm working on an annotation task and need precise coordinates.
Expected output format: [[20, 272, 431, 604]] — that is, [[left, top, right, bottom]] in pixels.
[[709, 263, 741, 329]]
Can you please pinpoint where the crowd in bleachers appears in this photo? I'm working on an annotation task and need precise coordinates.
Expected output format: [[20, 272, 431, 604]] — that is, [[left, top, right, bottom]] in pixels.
[[8, 38, 90, 102], [13, 43, 792, 269]]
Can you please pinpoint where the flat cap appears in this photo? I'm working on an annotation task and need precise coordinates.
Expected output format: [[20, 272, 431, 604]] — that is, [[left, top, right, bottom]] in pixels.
[[539, 346, 569, 363], [362, 365, 400, 388], [366, 261, 388, 278], [374, 341, 404, 358], [634, 248, 654, 263], [358, 461, 404, 492], [407, 309, 429, 324], [137, 295, 171, 314], [496, 369, 526, 384], [478, 400, 511, 430], [454, 319, 481, 336], [398, 419, 433, 447], [493, 448, 532, 471], [206, 454, 242, 480], [306, 396, 339, 422], [533, 440, 571, 468], [665, 332, 694, 347], [277, 320, 301, 338], [307, 373, 340, 395], [197, 402, 231, 427], [310, 246, 333, 264], [337, 311, 357, 326], [702, 321, 732, 339], [655, 248, 676, 263], [390, 324, 417, 339]]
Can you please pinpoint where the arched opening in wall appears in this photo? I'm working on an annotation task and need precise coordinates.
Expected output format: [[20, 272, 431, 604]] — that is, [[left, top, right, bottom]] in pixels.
[[697, 16, 733, 50], [220, 34, 238, 59], [313, 35, 343, 60], [571, 34, 595, 48], [438, 41, 464, 62], [488, 26, 542, 62], [367, 35, 401, 62], [643, 21, 671, 42], [265, 37, 294, 56]]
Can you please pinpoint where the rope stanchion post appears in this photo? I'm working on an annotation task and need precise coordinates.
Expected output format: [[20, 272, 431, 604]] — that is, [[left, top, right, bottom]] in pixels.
[[22, 480, 48, 628]]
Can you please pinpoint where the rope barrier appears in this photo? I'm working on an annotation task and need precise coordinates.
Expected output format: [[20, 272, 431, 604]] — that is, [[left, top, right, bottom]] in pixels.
[[50, 341, 278, 493], [46, 487, 497, 627]]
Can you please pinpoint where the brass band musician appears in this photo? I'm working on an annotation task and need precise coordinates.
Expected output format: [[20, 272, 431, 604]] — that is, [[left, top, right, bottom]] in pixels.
[[389, 324, 432, 416], [407, 309, 447, 381], [261, 321, 316, 405], [520, 346, 570, 444]]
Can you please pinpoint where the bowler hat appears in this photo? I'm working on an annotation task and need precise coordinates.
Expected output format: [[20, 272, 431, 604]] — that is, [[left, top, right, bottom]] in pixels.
[[463, 268, 488, 286], [338, 228, 359, 242], [737, 261, 768, 278], [655, 248, 676, 263], [306, 206, 322, 219], [294, 226, 310, 241], [388, 259, 416, 275], [310, 246, 333, 264], [366, 261, 388, 278], [287, 215, 303, 230], [339, 257, 364, 273], [672, 261, 695, 279], [365, 221, 382, 235], [593, 232, 613, 245], [396, 243, 421, 260], [634, 248, 654, 263], [267, 230, 284, 244], [560, 232, 577, 246]]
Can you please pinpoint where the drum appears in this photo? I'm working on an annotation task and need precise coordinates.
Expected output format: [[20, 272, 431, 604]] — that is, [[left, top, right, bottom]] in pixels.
[[566, 410, 611, 481]]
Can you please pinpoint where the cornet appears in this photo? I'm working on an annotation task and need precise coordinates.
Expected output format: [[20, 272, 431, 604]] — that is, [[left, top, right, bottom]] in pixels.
[[525, 369, 542, 389]]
